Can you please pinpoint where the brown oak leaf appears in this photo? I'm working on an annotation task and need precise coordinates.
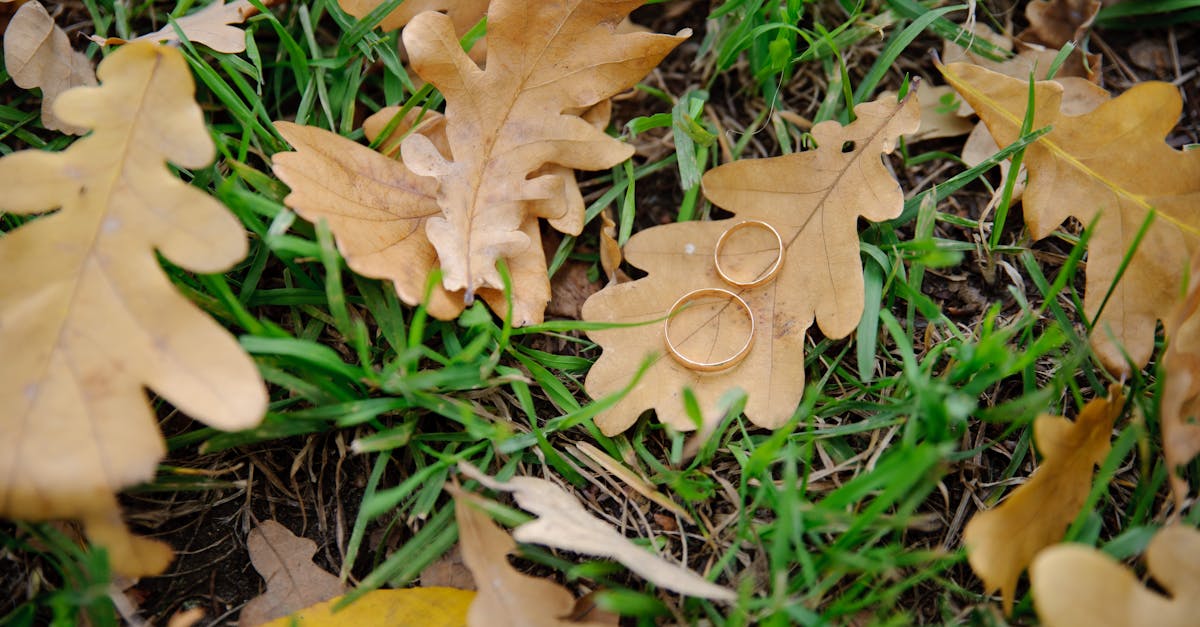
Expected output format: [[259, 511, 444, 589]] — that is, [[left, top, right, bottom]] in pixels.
[[338, 0, 487, 35], [581, 92, 920, 435], [3, 0, 97, 134], [964, 385, 1123, 614], [239, 521, 347, 627], [1018, 0, 1101, 51], [0, 42, 266, 577], [397, 0, 687, 301], [90, 0, 258, 54], [1031, 524, 1200, 627], [941, 62, 1200, 373]]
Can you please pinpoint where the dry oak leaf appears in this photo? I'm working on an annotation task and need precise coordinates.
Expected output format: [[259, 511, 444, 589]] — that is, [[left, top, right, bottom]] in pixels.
[[1031, 524, 1200, 627], [262, 588, 474, 627], [239, 520, 348, 627], [4, 0, 97, 134], [942, 62, 1200, 372], [894, 82, 974, 143], [963, 384, 1123, 614], [452, 486, 616, 627], [397, 0, 688, 300], [0, 41, 266, 577], [582, 92, 920, 435], [460, 462, 736, 601], [273, 108, 560, 325], [90, 0, 257, 54], [1160, 253, 1200, 508]]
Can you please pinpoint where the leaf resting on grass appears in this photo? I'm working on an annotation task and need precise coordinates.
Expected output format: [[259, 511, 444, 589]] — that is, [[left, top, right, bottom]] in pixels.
[[963, 385, 1123, 614], [0, 42, 266, 576], [1031, 524, 1200, 627], [3, 0, 97, 134], [941, 61, 1200, 373], [1161, 254, 1200, 507], [582, 91, 919, 434], [90, 0, 258, 54], [459, 463, 736, 601]]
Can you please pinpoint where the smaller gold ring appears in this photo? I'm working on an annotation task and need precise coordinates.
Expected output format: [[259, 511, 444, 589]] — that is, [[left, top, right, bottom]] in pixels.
[[663, 288, 754, 372], [714, 220, 785, 288]]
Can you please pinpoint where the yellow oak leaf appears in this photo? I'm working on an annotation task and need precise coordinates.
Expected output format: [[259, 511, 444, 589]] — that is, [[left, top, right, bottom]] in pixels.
[[1161, 254, 1200, 508], [260, 588, 475, 627], [3, 0, 97, 134], [397, 0, 687, 300], [1031, 524, 1200, 627], [460, 463, 736, 601], [0, 42, 266, 576], [941, 61, 1200, 373], [452, 486, 616, 627], [90, 0, 258, 54], [963, 385, 1124, 614], [240, 521, 348, 627], [581, 92, 919, 435]]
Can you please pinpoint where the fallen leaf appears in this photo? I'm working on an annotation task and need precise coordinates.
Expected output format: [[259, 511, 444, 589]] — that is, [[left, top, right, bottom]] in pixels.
[[90, 0, 257, 54], [1161, 254, 1200, 508], [421, 546, 476, 591], [941, 62, 1200, 372], [943, 23, 1100, 93], [0, 41, 266, 576], [452, 486, 616, 626], [1018, 0, 1101, 50], [1030, 524, 1200, 627], [240, 521, 347, 627], [260, 588, 475, 627], [895, 82, 974, 143], [598, 208, 624, 285], [397, 0, 688, 300], [581, 92, 919, 434], [3, 0, 97, 134], [963, 385, 1124, 614], [459, 463, 736, 602]]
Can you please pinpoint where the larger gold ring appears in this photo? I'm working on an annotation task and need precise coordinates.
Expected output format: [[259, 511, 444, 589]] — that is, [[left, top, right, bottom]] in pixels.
[[714, 220, 785, 288], [663, 288, 754, 372]]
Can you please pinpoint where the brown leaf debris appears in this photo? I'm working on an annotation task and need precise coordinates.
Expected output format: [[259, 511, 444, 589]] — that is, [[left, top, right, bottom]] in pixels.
[[239, 521, 347, 627], [4, 0, 97, 134]]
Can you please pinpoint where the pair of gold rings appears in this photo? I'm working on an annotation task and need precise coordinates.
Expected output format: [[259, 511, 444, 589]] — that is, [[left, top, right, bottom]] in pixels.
[[663, 220, 786, 372]]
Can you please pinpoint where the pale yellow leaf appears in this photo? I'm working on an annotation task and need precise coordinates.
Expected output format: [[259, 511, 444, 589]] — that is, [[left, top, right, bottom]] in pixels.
[[398, 0, 688, 299], [3, 0, 97, 134], [941, 62, 1200, 372], [0, 41, 266, 576], [260, 588, 475, 627], [239, 521, 348, 627], [581, 92, 919, 434], [131, 0, 256, 54], [452, 486, 615, 627], [963, 385, 1123, 614], [1031, 525, 1200, 627], [460, 463, 736, 601], [337, 0, 487, 35]]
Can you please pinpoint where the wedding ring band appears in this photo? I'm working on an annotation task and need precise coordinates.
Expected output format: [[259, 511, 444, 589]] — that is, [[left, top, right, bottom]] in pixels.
[[663, 288, 754, 372], [714, 220, 785, 288]]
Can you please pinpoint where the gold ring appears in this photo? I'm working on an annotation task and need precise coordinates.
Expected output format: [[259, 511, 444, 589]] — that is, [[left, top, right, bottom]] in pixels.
[[714, 220, 785, 288], [663, 288, 754, 372]]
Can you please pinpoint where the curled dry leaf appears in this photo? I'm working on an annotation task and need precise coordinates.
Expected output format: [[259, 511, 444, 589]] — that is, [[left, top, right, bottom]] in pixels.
[[398, 0, 688, 301], [1161, 254, 1200, 508], [582, 92, 919, 434], [90, 0, 258, 54], [1031, 524, 1200, 627], [452, 486, 616, 627], [963, 385, 1123, 614], [943, 62, 1200, 372], [459, 463, 736, 602], [1018, 0, 1102, 51], [0, 42, 266, 576], [239, 521, 347, 627], [4, 0, 97, 134], [261, 588, 475, 627]]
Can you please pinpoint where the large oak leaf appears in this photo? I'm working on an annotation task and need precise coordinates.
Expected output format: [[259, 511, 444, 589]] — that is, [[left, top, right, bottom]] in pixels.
[[582, 93, 919, 435], [398, 0, 688, 299], [0, 42, 266, 576], [942, 62, 1200, 373]]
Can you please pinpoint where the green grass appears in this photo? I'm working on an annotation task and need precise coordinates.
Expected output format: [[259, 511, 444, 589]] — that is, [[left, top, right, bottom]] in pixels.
[[1, 0, 1197, 625]]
